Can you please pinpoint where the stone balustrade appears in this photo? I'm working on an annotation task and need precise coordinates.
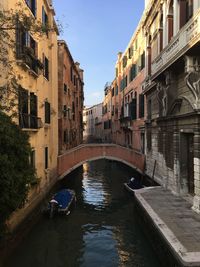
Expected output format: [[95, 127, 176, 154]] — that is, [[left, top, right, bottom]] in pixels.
[[151, 9, 200, 78]]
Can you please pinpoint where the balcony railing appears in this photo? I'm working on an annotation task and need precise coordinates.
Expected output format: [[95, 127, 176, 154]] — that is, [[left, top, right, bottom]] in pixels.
[[19, 113, 42, 130], [151, 9, 200, 78]]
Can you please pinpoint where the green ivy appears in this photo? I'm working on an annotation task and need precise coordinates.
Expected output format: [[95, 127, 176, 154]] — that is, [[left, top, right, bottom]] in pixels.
[[0, 111, 37, 237]]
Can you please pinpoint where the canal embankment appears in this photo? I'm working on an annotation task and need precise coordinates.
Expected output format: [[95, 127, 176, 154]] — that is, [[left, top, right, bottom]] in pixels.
[[134, 187, 200, 267]]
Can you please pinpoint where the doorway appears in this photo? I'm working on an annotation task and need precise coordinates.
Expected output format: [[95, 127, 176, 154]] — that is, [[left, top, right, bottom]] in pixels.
[[180, 133, 194, 195]]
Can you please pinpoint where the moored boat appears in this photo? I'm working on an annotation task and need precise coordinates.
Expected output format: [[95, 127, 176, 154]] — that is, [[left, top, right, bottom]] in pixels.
[[124, 177, 144, 194], [48, 189, 76, 218]]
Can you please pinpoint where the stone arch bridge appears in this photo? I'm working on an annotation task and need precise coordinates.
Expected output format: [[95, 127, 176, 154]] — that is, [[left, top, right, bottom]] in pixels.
[[58, 144, 145, 179]]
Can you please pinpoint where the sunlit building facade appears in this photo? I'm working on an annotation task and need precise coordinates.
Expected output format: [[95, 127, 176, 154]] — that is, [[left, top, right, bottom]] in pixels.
[[143, 0, 200, 211], [83, 103, 103, 142], [58, 40, 84, 154], [1, 0, 58, 230]]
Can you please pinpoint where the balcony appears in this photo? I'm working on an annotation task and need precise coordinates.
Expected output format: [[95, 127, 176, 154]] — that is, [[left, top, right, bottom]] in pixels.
[[120, 116, 132, 129], [19, 113, 43, 130], [151, 9, 200, 79], [17, 47, 43, 77]]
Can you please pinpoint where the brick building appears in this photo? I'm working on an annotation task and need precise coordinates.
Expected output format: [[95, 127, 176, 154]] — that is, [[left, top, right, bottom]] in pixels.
[[58, 40, 84, 154]]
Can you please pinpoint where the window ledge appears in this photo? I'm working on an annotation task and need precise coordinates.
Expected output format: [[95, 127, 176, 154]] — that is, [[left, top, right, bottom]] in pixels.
[[22, 128, 38, 132], [17, 60, 39, 78]]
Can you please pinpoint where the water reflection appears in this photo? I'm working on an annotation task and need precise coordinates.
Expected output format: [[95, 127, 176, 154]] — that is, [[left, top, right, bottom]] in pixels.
[[4, 160, 161, 267], [82, 162, 111, 210]]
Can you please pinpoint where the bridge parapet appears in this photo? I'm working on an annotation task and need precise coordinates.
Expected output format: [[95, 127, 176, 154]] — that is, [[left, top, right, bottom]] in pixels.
[[58, 144, 145, 179]]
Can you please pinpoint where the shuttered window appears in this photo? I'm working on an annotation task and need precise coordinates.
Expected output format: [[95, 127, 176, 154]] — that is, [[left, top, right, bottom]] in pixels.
[[26, 0, 36, 16], [130, 64, 137, 82], [139, 94, 144, 118], [45, 147, 48, 169], [30, 93, 38, 128], [45, 101, 51, 124], [43, 54, 49, 80], [130, 98, 137, 120]]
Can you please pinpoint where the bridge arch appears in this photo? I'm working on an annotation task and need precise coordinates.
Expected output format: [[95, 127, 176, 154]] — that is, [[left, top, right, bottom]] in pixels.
[[58, 144, 145, 179]]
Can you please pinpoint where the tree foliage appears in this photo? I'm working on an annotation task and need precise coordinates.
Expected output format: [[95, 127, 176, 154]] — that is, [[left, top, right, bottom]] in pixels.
[[0, 111, 37, 236]]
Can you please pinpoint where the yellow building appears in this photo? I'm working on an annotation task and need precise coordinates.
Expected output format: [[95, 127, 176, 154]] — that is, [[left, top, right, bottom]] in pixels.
[[1, 0, 58, 230]]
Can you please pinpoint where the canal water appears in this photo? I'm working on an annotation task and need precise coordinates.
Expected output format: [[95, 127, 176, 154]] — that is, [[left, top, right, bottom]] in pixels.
[[4, 159, 161, 267]]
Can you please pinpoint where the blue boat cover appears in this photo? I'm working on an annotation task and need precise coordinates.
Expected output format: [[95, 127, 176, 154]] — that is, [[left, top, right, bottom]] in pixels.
[[54, 189, 73, 209]]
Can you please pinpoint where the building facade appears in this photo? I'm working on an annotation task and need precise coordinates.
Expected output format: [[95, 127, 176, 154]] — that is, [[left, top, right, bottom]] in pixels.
[[1, 0, 58, 229], [102, 16, 146, 156], [58, 40, 84, 154], [143, 0, 200, 211], [83, 103, 103, 142]]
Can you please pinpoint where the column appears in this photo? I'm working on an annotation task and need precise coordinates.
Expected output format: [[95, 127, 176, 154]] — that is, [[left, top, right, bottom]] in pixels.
[[173, 0, 179, 35], [163, 1, 168, 48], [193, 0, 200, 13], [192, 132, 200, 213]]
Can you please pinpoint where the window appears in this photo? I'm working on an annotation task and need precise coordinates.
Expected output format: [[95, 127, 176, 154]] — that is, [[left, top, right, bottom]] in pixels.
[[30, 149, 36, 169], [116, 68, 118, 77], [45, 147, 48, 169], [25, 0, 36, 16], [18, 89, 38, 129], [112, 88, 114, 97], [120, 76, 127, 91], [147, 99, 152, 120], [16, 29, 38, 73], [64, 130, 69, 144], [19, 88, 28, 128], [115, 86, 118, 96], [42, 6, 48, 26], [30, 92, 38, 128], [63, 105, 67, 117], [128, 46, 133, 59], [123, 56, 127, 68], [45, 101, 50, 123], [130, 98, 137, 120], [129, 64, 137, 82], [43, 55, 49, 80], [141, 52, 145, 70], [139, 94, 144, 118], [70, 66, 73, 81], [64, 83, 67, 93]]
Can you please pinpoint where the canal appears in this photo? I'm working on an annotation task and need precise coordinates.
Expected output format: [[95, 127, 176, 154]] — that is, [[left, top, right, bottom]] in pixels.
[[4, 159, 161, 267]]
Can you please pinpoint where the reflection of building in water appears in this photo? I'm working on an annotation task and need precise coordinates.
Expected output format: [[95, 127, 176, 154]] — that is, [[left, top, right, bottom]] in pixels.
[[82, 161, 111, 208]]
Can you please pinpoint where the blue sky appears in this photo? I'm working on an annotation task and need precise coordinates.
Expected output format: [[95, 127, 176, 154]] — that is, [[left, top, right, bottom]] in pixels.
[[53, 0, 144, 106]]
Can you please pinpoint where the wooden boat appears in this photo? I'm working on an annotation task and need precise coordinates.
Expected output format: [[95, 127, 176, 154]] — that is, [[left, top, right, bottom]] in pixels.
[[48, 189, 76, 218], [124, 177, 159, 195], [124, 177, 144, 194]]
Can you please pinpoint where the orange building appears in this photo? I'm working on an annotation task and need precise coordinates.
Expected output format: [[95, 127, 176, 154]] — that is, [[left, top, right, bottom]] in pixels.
[[58, 40, 84, 155], [102, 18, 146, 155]]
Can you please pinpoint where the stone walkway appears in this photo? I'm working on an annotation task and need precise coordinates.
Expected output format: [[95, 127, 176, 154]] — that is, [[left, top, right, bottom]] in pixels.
[[135, 187, 200, 267]]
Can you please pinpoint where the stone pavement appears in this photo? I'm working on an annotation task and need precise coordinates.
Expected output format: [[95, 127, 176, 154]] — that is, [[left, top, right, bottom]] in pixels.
[[134, 187, 200, 267]]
